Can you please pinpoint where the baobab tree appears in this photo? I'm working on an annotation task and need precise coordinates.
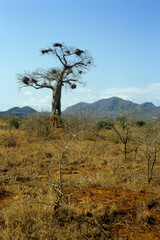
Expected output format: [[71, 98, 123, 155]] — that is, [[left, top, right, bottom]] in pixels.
[[18, 43, 93, 126]]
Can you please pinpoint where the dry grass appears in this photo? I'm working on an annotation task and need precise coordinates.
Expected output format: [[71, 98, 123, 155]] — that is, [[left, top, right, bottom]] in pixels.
[[0, 116, 160, 239]]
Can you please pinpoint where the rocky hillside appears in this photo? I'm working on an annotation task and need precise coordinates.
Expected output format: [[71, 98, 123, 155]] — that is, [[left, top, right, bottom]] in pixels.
[[1, 97, 160, 120], [63, 97, 160, 120], [0, 106, 37, 117]]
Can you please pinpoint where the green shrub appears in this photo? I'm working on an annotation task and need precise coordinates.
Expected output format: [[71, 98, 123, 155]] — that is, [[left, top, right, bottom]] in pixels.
[[96, 119, 114, 130], [136, 120, 146, 127], [117, 116, 127, 129], [9, 117, 20, 129]]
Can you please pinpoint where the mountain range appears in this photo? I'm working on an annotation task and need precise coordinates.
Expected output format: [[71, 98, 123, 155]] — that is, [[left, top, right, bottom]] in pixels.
[[63, 97, 160, 120], [1, 97, 160, 120], [0, 106, 37, 117]]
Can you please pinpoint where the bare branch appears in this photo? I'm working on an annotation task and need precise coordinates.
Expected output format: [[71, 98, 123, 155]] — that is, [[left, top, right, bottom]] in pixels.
[[55, 48, 66, 66], [17, 71, 54, 90]]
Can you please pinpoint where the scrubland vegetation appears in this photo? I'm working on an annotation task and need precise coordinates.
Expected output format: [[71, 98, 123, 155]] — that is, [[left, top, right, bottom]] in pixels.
[[0, 113, 160, 239]]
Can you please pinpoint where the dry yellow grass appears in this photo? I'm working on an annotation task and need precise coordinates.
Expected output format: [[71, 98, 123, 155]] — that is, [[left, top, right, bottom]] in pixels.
[[0, 116, 160, 239]]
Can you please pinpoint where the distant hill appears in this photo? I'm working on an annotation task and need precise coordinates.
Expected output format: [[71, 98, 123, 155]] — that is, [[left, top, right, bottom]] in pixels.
[[63, 97, 160, 120], [0, 106, 37, 117], [1, 97, 160, 120]]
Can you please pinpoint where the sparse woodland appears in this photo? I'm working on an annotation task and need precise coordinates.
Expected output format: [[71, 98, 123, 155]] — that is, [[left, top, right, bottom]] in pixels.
[[0, 113, 160, 240]]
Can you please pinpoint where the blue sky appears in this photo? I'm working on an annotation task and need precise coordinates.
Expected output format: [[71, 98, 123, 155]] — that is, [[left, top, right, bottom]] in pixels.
[[0, 0, 160, 111]]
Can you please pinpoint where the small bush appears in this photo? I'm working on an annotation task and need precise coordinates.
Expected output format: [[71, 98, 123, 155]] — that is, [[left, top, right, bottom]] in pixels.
[[136, 120, 146, 127], [9, 117, 20, 129], [64, 115, 91, 135], [117, 116, 127, 129], [24, 112, 50, 138], [96, 119, 114, 130]]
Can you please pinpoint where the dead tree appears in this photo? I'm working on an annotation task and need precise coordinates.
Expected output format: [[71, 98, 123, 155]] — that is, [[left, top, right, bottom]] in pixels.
[[18, 43, 93, 126]]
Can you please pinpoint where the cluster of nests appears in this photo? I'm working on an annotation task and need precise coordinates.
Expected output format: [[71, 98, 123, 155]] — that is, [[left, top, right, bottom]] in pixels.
[[22, 77, 38, 85], [22, 76, 76, 89], [41, 43, 85, 57]]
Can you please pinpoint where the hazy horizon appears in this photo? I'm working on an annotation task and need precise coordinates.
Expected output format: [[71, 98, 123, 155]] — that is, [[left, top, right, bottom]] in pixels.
[[1, 96, 160, 113]]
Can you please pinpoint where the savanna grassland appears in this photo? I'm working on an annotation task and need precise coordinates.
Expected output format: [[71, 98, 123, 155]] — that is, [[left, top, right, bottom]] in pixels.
[[0, 114, 160, 240]]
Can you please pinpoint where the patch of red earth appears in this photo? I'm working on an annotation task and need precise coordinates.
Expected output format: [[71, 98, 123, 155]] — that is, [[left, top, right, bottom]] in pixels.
[[117, 226, 160, 240], [0, 189, 13, 209], [71, 187, 151, 208], [67, 187, 160, 240]]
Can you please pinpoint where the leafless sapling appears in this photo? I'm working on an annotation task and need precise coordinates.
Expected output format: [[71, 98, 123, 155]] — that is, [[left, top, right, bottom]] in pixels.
[[113, 109, 136, 161]]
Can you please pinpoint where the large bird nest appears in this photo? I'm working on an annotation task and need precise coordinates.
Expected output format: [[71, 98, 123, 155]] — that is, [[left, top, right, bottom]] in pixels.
[[75, 49, 84, 56], [22, 76, 30, 85], [71, 84, 77, 89], [41, 49, 52, 54], [53, 43, 63, 48]]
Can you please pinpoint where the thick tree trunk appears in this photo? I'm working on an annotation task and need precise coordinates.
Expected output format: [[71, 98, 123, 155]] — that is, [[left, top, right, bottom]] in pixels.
[[50, 81, 62, 127], [50, 68, 66, 127]]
